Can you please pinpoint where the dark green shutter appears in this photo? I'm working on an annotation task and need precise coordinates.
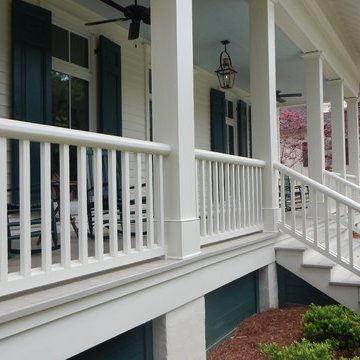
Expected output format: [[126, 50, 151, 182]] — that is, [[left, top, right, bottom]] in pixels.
[[12, 0, 52, 202], [99, 35, 122, 136], [210, 88, 226, 153], [205, 272, 258, 351], [237, 99, 248, 157]]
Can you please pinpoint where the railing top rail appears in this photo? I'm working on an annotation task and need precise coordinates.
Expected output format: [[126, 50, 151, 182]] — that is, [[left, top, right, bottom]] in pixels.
[[0, 118, 171, 155], [323, 170, 360, 192], [274, 162, 360, 212], [195, 149, 266, 167]]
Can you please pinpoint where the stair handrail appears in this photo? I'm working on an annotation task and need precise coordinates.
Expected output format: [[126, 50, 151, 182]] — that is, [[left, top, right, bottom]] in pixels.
[[274, 162, 360, 212], [323, 170, 360, 193]]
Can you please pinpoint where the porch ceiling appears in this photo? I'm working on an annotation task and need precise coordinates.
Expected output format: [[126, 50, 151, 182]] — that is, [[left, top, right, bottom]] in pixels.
[[73, 0, 360, 105], [318, 0, 360, 69]]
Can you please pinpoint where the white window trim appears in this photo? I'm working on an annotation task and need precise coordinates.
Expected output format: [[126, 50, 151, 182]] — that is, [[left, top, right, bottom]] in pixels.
[[225, 97, 238, 155]]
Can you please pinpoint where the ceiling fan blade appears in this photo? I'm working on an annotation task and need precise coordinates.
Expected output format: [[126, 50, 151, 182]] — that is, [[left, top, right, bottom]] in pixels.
[[128, 21, 140, 40], [279, 93, 302, 98], [85, 17, 129, 26], [142, 7, 151, 24]]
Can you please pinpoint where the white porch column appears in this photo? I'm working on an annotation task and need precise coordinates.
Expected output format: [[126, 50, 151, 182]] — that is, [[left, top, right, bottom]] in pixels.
[[328, 79, 346, 178], [346, 97, 360, 184], [302, 52, 325, 184], [249, 0, 279, 232], [153, 297, 206, 360], [151, 0, 200, 258]]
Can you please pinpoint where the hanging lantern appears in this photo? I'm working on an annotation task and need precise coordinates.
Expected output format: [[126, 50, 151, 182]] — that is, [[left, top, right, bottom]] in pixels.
[[215, 40, 237, 89]]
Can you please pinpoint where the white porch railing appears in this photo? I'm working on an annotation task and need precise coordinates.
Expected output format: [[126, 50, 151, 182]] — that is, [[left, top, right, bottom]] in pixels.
[[195, 149, 265, 246], [275, 162, 360, 276], [0, 118, 170, 296], [323, 170, 360, 203]]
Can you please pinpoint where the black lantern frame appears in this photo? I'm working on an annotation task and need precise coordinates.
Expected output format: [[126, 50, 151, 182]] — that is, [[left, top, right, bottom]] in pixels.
[[215, 40, 237, 89]]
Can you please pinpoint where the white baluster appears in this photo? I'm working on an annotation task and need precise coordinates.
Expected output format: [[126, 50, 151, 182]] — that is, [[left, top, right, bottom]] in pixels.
[[206, 161, 213, 235], [108, 149, 118, 256], [135, 153, 143, 251], [77, 146, 88, 263], [0, 138, 8, 282], [231, 164, 236, 230], [60, 144, 71, 268], [147, 154, 154, 248], [122, 151, 131, 252], [200, 160, 206, 236], [40, 142, 52, 272], [324, 195, 329, 252], [225, 163, 230, 231], [93, 148, 104, 260], [348, 208, 354, 267], [219, 162, 225, 232], [336, 201, 341, 259], [290, 178, 296, 230], [213, 162, 219, 234]]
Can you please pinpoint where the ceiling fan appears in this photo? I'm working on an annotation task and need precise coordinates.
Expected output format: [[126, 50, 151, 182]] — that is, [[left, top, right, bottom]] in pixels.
[[276, 90, 302, 104], [85, 0, 150, 40]]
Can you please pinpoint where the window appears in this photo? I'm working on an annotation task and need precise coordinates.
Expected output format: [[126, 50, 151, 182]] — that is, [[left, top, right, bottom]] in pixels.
[[51, 25, 91, 181], [51, 24, 90, 131]]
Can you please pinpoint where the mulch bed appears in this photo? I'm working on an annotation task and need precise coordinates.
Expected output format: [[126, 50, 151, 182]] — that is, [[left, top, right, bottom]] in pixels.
[[207, 306, 309, 360]]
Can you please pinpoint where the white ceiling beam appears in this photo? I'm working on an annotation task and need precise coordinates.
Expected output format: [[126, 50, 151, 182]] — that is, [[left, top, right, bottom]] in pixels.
[[275, 0, 359, 97]]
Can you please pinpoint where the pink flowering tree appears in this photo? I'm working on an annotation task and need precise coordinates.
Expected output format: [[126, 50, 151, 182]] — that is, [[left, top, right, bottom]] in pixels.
[[279, 108, 306, 168]]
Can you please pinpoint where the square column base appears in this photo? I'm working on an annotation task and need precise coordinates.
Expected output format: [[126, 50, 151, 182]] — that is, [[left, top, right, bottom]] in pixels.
[[165, 218, 201, 259], [153, 297, 206, 360]]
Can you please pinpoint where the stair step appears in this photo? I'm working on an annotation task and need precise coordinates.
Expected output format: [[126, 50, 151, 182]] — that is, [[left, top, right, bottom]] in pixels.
[[302, 250, 335, 269], [275, 238, 307, 252], [330, 265, 360, 287]]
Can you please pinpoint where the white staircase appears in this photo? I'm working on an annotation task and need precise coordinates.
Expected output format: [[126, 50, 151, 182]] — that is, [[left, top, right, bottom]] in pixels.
[[276, 238, 360, 312], [274, 163, 360, 311]]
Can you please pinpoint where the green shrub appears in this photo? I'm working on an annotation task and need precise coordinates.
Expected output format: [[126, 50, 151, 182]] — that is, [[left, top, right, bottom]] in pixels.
[[339, 357, 360, 360], [260, 339, 333, 360], [301, 304, 360, 352]]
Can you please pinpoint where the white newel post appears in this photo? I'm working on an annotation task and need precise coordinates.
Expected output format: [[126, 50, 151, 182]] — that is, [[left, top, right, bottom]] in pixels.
[[249, 0, 279, 232], [151, 0, 200, 258], [302, 52, 325, 184], [346, 97, 360, 184], [328, 79, 346, 178]]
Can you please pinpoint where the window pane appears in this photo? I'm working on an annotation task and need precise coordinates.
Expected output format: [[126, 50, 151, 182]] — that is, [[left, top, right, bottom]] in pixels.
[[71, 77, 89, 131], [52, 25, 69, 61], [227, 101, 234, 119], [228, 125, 234, 155], [70, 33, 88, 68], [52, 71, 70, 128]]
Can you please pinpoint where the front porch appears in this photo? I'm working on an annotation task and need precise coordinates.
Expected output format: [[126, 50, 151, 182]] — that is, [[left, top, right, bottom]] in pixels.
[[2, 0, 360, 358]]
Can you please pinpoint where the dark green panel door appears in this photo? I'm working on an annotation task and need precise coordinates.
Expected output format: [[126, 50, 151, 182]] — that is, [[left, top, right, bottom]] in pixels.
[[69, 322, 153, 360], [99, 35, 122, 136], [210, 88, 226, 153], [12, 0, 52, 202], [205, 271, 258, 351]]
